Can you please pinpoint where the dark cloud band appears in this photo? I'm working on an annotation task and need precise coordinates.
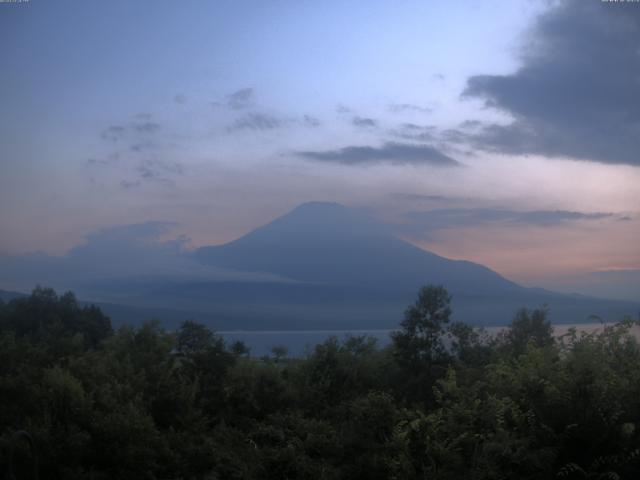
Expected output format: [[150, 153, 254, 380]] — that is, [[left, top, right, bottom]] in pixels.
[[298, 142, 461, 167], [402, 207, 616, 239]]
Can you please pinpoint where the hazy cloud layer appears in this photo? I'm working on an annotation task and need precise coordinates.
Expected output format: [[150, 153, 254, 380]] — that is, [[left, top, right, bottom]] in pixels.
[[352, 116, 377, 128], [226, 88, 254, 110], [302, 115, 321, 127], [227, 112, 321, 132], [388, 103, 433, 114], [298, 142, 461, 167], [391, 193, 464, 204], [544, 269, 640, 302], [391, 123, 437, 142], [136, 159, 184, 184], [461, 0, 640, 165], [0, 222, 291, 295], [0, 222, 190, 291], [133, 121, 161, 134], [86, 152, 120, 167], [99, 118, 161, 144], [228, 112, 283, 131], [402, 207, 616, 238], [101, 125, 126, 142], [120, 179, 141, 190], [585, 269, 640, 301], [89, 115, 183, 188]]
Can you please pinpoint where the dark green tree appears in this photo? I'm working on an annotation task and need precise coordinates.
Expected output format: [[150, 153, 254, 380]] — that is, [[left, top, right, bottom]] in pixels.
[[391, 285, 453, 404], [0, 286, 111, 349], [505, 306, 554, 356], [175, 320, 236, 418]]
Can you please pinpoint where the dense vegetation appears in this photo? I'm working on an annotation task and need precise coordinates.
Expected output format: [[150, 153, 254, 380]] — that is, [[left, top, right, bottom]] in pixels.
[[1, 286, 639, 479]]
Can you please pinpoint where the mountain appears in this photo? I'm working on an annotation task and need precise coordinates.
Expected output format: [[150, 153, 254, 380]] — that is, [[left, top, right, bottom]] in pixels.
[[186, 202, 637, 328], [195, 202, 520, 295], [6, 203, 634, 330]]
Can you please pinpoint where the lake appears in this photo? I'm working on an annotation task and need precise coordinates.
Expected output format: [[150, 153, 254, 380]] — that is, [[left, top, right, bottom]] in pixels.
[[219, 322, 640, 357]]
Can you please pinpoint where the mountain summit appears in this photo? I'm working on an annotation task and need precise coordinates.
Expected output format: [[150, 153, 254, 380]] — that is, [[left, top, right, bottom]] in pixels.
[[196, 202, 519, 294]]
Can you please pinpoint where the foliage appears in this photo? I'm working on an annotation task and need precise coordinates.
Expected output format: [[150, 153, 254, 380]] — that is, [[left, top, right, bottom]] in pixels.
[[0, 286, 639, 479], [391, 285, 452, 404]]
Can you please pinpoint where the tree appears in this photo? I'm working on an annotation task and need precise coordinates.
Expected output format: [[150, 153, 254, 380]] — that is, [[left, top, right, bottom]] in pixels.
[[392, 285, 452, 369], [175, 320, 235, 417], [505, 306, 554, 356], [447, 321, 493, 368], [391, 285, 452, 403], [270, 345, 289, 363], [175, 319, 218, 356], [0, 286, 111, 348]]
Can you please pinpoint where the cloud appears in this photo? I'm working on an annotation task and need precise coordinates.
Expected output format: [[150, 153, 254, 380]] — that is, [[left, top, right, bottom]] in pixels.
[[461, 0, 640, 165], [129, 141, 154, 153], [391, 193, 460, 203], [226, 112, 321, 132], [402, 208, 616, 238], [71, 222, 182, 254], [586, 269, 640, 301], [228, 112, 283, 131], [459, 120, 482, 129], [227, 88, 254, 110], [0, 222, 192, 291], [388, 103, 433, 114], [352, 116, 377, 128], [0, 223, 294, 295], [86, 153, 120, 167], [545, 268, 640, 302], [132, 121, 161, 134], [302, 115, 321, 128], [100, 118, 160, 143], [391, 123, 437, 142], [136, 159, 184, 184], [120, 179, 141, 190], [297, 142, 461, 167], [91, 114, 179, 187], [101, 125, 126, 142]]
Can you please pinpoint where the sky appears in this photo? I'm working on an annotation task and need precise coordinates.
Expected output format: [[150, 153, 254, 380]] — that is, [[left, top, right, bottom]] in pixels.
[[1, 0, 639, 299]]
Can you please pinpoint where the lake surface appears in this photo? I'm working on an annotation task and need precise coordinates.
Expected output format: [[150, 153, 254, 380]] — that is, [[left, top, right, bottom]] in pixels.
[[220, 322, 640, 357]]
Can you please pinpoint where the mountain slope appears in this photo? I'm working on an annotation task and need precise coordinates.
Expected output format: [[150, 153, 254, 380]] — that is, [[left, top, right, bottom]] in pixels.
[[195, 202, 520, 295]]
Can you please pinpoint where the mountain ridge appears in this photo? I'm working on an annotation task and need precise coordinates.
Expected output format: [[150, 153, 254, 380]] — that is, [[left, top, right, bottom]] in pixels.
[[195, 201, 521, 294]]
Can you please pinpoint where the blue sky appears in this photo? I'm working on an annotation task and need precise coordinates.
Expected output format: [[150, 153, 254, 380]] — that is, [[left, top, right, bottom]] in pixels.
[[1, 0, 639, 297]]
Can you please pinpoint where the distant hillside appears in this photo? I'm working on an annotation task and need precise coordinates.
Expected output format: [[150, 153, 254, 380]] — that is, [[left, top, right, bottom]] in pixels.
[[0, 289, 26, 302]]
